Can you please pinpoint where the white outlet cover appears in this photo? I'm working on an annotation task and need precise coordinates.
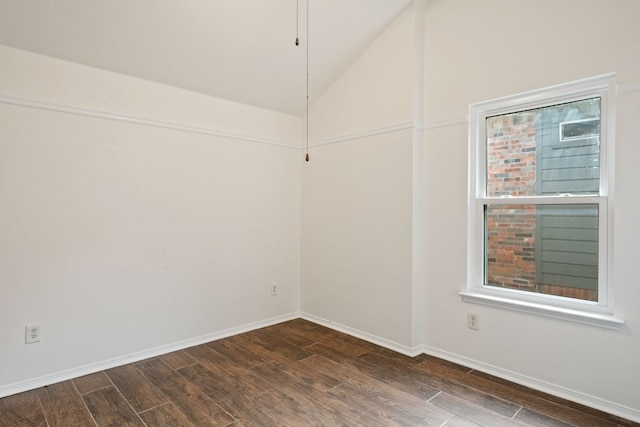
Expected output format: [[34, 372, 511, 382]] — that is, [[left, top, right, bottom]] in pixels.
[[25, 323, 41, 344]]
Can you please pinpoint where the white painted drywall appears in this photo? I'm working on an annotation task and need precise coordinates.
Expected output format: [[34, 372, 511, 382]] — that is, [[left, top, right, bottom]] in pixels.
[[421, 0, 640, 417], [2, 0, 639, 420], [301, 7, 415, 349], [0, 45, 302, 392], [302, 0, 640, 420], [307, 7, 414, 143]]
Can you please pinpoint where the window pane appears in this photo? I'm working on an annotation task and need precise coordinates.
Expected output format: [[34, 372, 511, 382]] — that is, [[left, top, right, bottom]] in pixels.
[[486, 98, 600, 197], [485, 204, 598, 301]]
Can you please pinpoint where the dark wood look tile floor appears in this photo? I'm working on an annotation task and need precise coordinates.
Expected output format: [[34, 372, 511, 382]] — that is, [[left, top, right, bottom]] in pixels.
[[1, 319, 637, 427]]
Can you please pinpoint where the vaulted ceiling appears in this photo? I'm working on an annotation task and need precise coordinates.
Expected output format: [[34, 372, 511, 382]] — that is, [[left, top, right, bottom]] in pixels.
[[0, 0, 413, 116]]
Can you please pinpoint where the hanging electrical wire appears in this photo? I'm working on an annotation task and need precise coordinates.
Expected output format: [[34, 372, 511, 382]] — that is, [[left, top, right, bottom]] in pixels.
[[305, 0, 309, 162], [295, 0, 299, 46], [295, 0, 310, 161]]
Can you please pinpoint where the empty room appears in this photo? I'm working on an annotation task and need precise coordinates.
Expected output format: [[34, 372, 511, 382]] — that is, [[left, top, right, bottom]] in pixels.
[[1, 0, 639, 425]]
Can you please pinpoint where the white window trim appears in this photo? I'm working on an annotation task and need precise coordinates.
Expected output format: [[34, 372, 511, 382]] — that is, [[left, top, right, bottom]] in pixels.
[[461, 73, 623, 329]]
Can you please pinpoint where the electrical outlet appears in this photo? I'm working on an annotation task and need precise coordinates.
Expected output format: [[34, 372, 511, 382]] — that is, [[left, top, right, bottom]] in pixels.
[[271, 282, 278, 296], [25, 323, 41, 344], [467, 313, 479, 330]]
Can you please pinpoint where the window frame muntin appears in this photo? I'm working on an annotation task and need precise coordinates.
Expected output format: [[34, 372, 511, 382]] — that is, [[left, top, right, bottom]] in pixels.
[[466, 74, 617, 320]]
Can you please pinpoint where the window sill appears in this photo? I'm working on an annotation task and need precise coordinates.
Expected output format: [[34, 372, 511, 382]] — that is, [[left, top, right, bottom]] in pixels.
[[459, 292, 624, 330]]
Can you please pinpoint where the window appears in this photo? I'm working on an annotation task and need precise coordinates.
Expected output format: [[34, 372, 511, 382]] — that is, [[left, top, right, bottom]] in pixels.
[[461, 74, 623, 329]]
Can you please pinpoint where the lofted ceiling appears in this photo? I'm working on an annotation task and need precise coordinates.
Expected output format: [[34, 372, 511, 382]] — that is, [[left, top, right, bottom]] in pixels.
[[0, 0, 413, 116]]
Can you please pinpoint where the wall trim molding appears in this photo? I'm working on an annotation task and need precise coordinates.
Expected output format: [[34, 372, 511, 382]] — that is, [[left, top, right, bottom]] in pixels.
[[0, 312, 299, 399], [0, 94, 300, 149], [3, 80, 635, 154], [618, 80, 640, 95], [307, 117, 472, 149], [421, 116, 468, 130], [309, 121, 415, 148], [419, 344, 640, 424]]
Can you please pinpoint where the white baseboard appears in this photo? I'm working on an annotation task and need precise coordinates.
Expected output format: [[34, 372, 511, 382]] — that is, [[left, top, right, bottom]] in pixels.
[[299, 312, 423, 357], [4, 312, 638, 424], [0, 312, 299, 399], [301, 313, 639, 423], [418, 344, 640, 424]]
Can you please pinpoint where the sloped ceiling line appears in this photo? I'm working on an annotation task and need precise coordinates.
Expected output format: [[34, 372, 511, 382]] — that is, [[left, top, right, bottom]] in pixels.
[[0, 0, 413, 116]]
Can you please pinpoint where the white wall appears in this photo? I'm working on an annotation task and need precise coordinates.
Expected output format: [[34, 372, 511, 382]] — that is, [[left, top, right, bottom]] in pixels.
[[302, 0, 640, 421], [0, 45, 302, 394], [421, 0, 640, 419], [3, 0, 640, 421], [301, 7, 416, 349]]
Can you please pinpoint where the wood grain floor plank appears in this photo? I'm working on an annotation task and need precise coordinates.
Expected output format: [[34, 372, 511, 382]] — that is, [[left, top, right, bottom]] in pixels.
[[315, 329, 379, 357], [251, 362, 349, 426], [303, 353, 452, 425], [246, 345, 342, 393], [469, 370, 635, 427], [256, 322, 318, 348], [281, 318, 322, 331], [252, 361, 393, 427], [82, 386, 144, 427], [514, 407, 576, 427], [419, 353, 475, 374], [414, 356, 471, 381], [229, 335, 348, 396], [270, 319, 338, 344], [0, 390, 47, 427], [73, 372, 112, 395], [185, 344, 272, 397], [226, 332, 321, 374], [409, 357, 522, 418], [305, 341, 379, 374], [242, 328, 316, 361], [37, 381, 97, 426], [253, 386, 352, 427], [201, 386, 280, 427], [326, 381, 431, 426], [176, 363, 236, 402], [270, 358, 342, 393], [138, 402, 196, 427], [137, 358, 234, 426], [356, 350, 441, 400], [452, 369, 620, 427], [105, 364, 167, 413], [443, 415, 483, 426], [363, 346, 425, 368], [206, 338, 265, 369], [159, 349, 197, 370], [1, 319, 636, 427], [429, 392, 523, 427]]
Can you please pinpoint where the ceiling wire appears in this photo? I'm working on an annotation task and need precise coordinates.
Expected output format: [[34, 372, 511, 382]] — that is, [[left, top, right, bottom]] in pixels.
[[305, 0, 309, 162], [295, 0, 299, 46], [296, 0, 309, 162]]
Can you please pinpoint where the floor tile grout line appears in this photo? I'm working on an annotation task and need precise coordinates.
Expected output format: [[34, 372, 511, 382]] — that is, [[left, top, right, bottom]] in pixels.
[[71, 376, 100, 427], [34, 390, 52, 427], [161, 352, 243, 426], [426, 390, 443, 403], [108, 376, 151, 427], [511, 405, 524, 420], [76, 383, 114, 396]]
